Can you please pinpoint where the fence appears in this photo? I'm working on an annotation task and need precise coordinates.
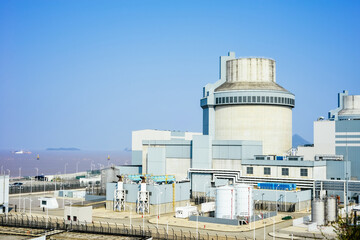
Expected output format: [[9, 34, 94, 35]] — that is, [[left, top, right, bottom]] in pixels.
[[0, 214, 150, 239], [0, 214, 248, 240], [9, 182, 82, 194]]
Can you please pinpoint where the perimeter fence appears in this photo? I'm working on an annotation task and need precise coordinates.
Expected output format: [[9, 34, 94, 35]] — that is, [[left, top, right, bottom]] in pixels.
[[0, 214, 248, 240], [9, 182, 82, 194]]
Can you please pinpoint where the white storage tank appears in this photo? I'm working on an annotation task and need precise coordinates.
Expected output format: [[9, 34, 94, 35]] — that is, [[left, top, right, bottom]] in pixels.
[[215, 185, 236, 219], [235, 184, 253, 217], [325, 197, 337, 223], [312, 199, 325, 226]]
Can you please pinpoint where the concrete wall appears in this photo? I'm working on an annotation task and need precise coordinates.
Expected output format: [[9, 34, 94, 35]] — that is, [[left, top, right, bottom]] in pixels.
[[326, 160, 350, 180], [192, 135, 212, 169], [147, 147, 166, 175], [165, 158, 190, 181], [314, 120, 335, 155], [215, 105, 292, 156]]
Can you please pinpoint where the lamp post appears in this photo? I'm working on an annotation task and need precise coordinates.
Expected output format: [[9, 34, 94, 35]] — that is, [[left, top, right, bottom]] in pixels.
[[64, 163, 68, 178], [275, 184, 280, 213], [196, 212, 199, 240], [24, 197, 32, 216], [129, 205, 132, 230], [271, 216, 275, 240], [263, 212, 266, 240], [154, 186, 163, 227], [254, 200, 259, 240], [43, 173, 46, 197], [18, 167, 21, 212], [35, 168, 39, 180]]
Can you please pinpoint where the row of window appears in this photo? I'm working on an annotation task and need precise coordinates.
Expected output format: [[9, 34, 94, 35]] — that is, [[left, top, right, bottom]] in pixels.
[[216, 96, 295, 105], [246, 167, 308, 176]]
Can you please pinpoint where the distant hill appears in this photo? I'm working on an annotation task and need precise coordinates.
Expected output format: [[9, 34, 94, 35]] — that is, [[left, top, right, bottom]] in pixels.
[[46, 147, 80, 151], [292, 134, 311, 148]]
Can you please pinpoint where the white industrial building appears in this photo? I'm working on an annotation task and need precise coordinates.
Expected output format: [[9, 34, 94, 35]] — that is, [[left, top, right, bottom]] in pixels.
[[0, 175, 9, 214], [64, 205, 92, 224], [298, 90, 360, 181], [39, 197, 59, 209]]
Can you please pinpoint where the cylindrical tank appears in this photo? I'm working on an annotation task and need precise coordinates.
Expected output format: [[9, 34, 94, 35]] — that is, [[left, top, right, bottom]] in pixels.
[[339, 95, 360, 118], [234, 184, 253, 217], [213, 57, 294, 156], [326, 197, 337, 223], [312, 199, 325, 226], [101, 167, 120, 190], [215, 185, 236, 219]]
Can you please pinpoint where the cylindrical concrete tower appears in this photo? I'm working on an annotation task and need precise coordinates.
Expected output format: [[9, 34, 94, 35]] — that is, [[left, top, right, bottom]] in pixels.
[[201, 54, 295, 155]]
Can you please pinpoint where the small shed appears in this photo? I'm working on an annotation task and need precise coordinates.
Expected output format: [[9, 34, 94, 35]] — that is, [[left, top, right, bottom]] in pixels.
[[39, 197, 59, 209], [64, 205, 92, 224]]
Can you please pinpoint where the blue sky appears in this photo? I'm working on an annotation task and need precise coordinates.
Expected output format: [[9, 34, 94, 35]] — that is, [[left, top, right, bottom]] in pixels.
[[1, 0, 359, 150]]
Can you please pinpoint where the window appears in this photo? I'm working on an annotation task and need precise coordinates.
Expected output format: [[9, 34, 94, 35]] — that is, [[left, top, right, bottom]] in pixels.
[[42, 200, 47, 205], [218, 98, 221, 104], [226, 97, 229, 103], [222, 97, 225, 103], [257, 96, 260, 102], [255, 156, 265, 160], [230, 96, 233, 103], [252, 96, 256, 102], [73, 216, 77, 221], [264, 167, 271, 175], [337, 178, 340, 180], [234, 97, 237, 103], [331, 178, 334, 180], [300, 169, 308, 177], [266, 96, 269, 103], [270, 97, 273, 103], [243, 96, 247, 102], [248, 96, 251, 102], [216, 98, 219, 104], [239, 97, 242, 103], [282, 168, 289, 176], [67, 215, 71, 221], [247, 167, 253, 174], [274, 97, 278, 103], [262, 96, 265, 102]]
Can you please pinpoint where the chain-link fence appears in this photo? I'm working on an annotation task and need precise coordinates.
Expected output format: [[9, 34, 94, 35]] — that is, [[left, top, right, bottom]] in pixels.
[[0, 214, 248, 240], [9, 182, 82, 194]]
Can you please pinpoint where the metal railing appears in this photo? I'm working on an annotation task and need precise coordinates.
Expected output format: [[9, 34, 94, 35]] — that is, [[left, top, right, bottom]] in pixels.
[[0, 214, 247, 240]]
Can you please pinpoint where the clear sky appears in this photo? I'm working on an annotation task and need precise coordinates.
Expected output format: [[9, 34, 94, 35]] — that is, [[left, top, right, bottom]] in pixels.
[[1, 0, 359, 151]]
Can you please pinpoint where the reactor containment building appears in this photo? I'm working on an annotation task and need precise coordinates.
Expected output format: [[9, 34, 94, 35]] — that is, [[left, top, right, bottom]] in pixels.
[[201, 52, 295, 156]]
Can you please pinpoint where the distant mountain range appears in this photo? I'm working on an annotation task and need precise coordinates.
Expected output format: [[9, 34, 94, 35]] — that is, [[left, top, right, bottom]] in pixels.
[[46, 147, 80, 151], [292, 134, 311, 148]]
